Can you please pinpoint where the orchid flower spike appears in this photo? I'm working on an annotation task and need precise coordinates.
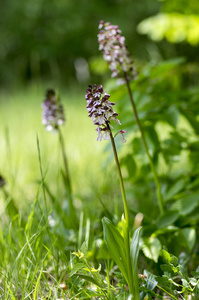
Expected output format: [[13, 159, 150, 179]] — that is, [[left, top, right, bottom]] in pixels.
[[98, 20, 137, 85], [85, 84, 126, 142], [42, 89, 65, 131]]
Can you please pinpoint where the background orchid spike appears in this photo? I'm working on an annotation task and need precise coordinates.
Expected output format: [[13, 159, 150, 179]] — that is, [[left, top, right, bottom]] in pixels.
[[0, 175, 6, 188], [42, 89, 65, 131], [98, 20, 137, 85], [85, 84, 122, 141]]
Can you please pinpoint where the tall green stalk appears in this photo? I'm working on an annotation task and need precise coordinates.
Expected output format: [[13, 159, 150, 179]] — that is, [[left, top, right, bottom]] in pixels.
[[124, 73, 165, 215], [107, 123, 138, 298], [36, 135, 48, 213], [58, 127, 76, 225], [85, 84, 139, 297], [58, 127, 72, 193]]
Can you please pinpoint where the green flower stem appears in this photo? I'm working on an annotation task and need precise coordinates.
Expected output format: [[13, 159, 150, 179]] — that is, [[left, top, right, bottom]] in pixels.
[[36, 135, 48, 212], [105, 261, 112, 299], [124, 74, 165, 215], [108, 125, 134, 296], [58, 127, 77, 226], [58, 127, 72, 193], [108, 127, 129, 225]]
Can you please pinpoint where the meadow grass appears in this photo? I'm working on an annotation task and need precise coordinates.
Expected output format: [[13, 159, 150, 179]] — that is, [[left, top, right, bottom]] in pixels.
[[0, 81, 198, 299], [0, 84, 120, 299], [0, 84, 117, 210]]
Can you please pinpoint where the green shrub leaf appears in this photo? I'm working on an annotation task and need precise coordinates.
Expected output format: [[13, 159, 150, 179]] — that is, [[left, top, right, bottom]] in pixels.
[[180, 228, 196, 251], [156, 210, 179, 228], [142, 237, 162, 262], [164, 179, 187, 201], [170, 193, 199, 215]]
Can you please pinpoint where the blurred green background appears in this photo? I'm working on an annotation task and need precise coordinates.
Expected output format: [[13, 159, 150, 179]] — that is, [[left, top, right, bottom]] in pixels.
[[1, 0, 199, 88]]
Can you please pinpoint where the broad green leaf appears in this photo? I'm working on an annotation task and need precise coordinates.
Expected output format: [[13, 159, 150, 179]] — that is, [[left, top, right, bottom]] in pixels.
[[156, 210, 179, 228], [149, 57, 185, 78], [144, 270, 157, 291], [5, 195, 19, 219], [130, 227, 142, 272], [160, 263, 181, 274], [161, 249, 171, 263], [74, 273, 104, 289], [164, 106, 179, 127], [181, 228, 196, 251], [130, 227, 142, 299], [164, 179, 187, 201], [184, 114, 199, 134], [142, 237, 161, 262], [145, 126, 160, 150], [181, 279, 191, 289], [155, 226, 178, 236], [69, 263, 85, 277], [136, 94, 152, 111], [102, 217, 128, 282], [170, 193, 199, 215], [97, 240, 112, 260], [140, 270, 157, 300], [137, 13, 199, 46], [189, 277, 199, 287], [161, 249, 179, 266], [171, 265, 182, 274]]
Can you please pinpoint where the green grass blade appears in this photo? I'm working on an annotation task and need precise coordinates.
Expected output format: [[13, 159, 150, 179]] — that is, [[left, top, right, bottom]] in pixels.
[[33, 268, 43, 300]]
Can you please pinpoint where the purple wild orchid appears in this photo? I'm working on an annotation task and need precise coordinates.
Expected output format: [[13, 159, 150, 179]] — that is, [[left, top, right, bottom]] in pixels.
[[42, 89, 65, 131], [0, 175, 6, 188], [85, 84, 126, 142], [98, 20, 137, 85]]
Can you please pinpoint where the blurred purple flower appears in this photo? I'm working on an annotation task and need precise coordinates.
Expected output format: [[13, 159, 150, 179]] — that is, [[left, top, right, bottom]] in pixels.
[[98, 20, 137, 84], [85, 84, 121, 141], [0, 175, 6, 188], [42, 89, 65, 131]]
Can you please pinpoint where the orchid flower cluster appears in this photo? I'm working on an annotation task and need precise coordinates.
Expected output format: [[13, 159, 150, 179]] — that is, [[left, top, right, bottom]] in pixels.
[[98, 20, 136, 84], [86, 84, 126, 142], [42, 89, 65, 131]]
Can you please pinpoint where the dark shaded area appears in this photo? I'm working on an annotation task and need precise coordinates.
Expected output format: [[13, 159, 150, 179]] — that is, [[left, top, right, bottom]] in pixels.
[[0, 0, 161, 86], [1, 0, 199, 87]]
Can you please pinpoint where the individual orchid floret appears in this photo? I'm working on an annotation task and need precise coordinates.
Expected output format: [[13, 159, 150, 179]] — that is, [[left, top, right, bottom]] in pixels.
[[85, 84, 121, 141], [98, 20, 137, 84], [119, 130, 127, 143], [114, 129, 127, 143], [42, 89, 65, 131]]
